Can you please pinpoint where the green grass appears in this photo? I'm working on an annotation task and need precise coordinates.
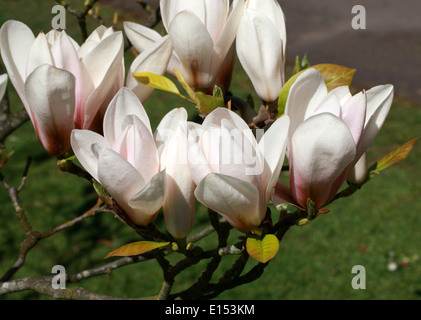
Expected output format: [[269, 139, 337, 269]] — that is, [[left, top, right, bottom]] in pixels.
[[1, 0, 421, 300]]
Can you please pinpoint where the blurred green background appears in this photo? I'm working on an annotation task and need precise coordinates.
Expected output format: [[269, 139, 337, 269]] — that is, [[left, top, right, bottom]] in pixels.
[[0, 0, 420, 300]]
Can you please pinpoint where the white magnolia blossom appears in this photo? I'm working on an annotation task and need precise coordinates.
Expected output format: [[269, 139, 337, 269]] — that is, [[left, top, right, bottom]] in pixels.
[[0, 20, 124, 155], [124, 0, 247, 90], [236, 0, 287, 103], [188, 107, 290, 233], [71, 88, 195, 238], [275, 68, 394, 210]]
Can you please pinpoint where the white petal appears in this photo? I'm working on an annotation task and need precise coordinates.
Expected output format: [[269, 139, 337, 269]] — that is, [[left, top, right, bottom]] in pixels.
[[103, 87, 152, 146], [258, 115, 290, 203], [194, 172, 261, 233], [0, 20, 35, 109], [95, 145, 147, 223], [70, 129, 105, 182], [291, 113, 356, 208], [169, 10, 214, 88], [162, 124, 196, 239], [24, 65, 75, 156], [123, 21, 162, 53], [155, 107, 188, 156], [236, 8, 283, 102], [357, 84, 394, 158], [126, 35, 173, 102], [161, 0, 206, 32], [285, 68, 328, 140], [112, 114, 159, 183], [25, 32, 53, 78], [81, 31, 124, 129], [128, 170, 168, 226]]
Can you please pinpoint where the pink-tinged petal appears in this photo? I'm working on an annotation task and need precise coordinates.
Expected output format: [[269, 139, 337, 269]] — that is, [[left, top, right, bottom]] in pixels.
[[161, 0, 206, 32], [77, 26, 114, 59], [194, 172, 261, 233], [162, 124, 195, 239], [357, 84, 394, 158], [200, 124, 222, 173], [0, 20, 35, 112], [103, 88, 151, 147], [24, 65, 75, 156], [212, 0, 243, 58], [169, 10, 214, 88], [0, 74, 7, 100], [81, 31, 124, 129], [49, 31, 84, 122], [94, 144, 147, 224], [112, 114, 159, 183], [312, 92, 342, 118], [70, 129, 105, 182], [258, 115, 290, 204], [273, 180, 303, 210], [218, 119, 263, 193], [155, 107, 188, 156], [123, 21, 163, 53], [340, 90, 367, 145], [204, 0, 229, 42], [290, 113, 356, 208], [126, 35, 173, 103], [203, 107, 256, 146], [128, 170, 168, 226], [25, 32, 53, 78], [187, 123, 212, 185], [329, 85, 352, 105], [285, 68, 328, 140], [236, 9, 283, 102]]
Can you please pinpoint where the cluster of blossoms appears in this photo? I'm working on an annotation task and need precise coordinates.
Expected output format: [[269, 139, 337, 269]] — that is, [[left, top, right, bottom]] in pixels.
[[0, 0, 393, 241]]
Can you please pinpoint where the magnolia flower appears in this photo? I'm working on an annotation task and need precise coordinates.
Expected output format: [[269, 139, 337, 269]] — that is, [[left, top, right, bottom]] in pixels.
[[274, 68, 394, 210], [124, 0, 247, 90], [188, 107, 290, 233], [236, 0, 287, 103], [0, 74, 7, 101], [0, 20, 124, 156], [71, 88, 196, 237], [71, 88, 166, 227]]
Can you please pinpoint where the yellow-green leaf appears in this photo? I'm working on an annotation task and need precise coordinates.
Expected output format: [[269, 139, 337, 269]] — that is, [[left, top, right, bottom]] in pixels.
[[133, 72, 182, 97], [374, 138, 417, 172], [312, 63, 356, 91], [104, 241, 170, 259], [246, 234, 279, 263], [173, 68, 197, 102], [195, 91, 225, 115]]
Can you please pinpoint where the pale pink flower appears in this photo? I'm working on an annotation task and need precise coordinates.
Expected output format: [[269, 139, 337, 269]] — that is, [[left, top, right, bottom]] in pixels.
[[188, 107, 290, 233], [0, 21, 124, 156], [124, 0, 247, 90], [274, 68, 394, 210]]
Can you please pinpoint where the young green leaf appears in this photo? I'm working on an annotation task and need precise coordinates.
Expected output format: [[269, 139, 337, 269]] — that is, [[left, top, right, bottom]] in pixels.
[[373, 138, 417, 173], [133, 72, 183, 97], [246, 234, 279, 263], [312, 63, 356, 91]]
